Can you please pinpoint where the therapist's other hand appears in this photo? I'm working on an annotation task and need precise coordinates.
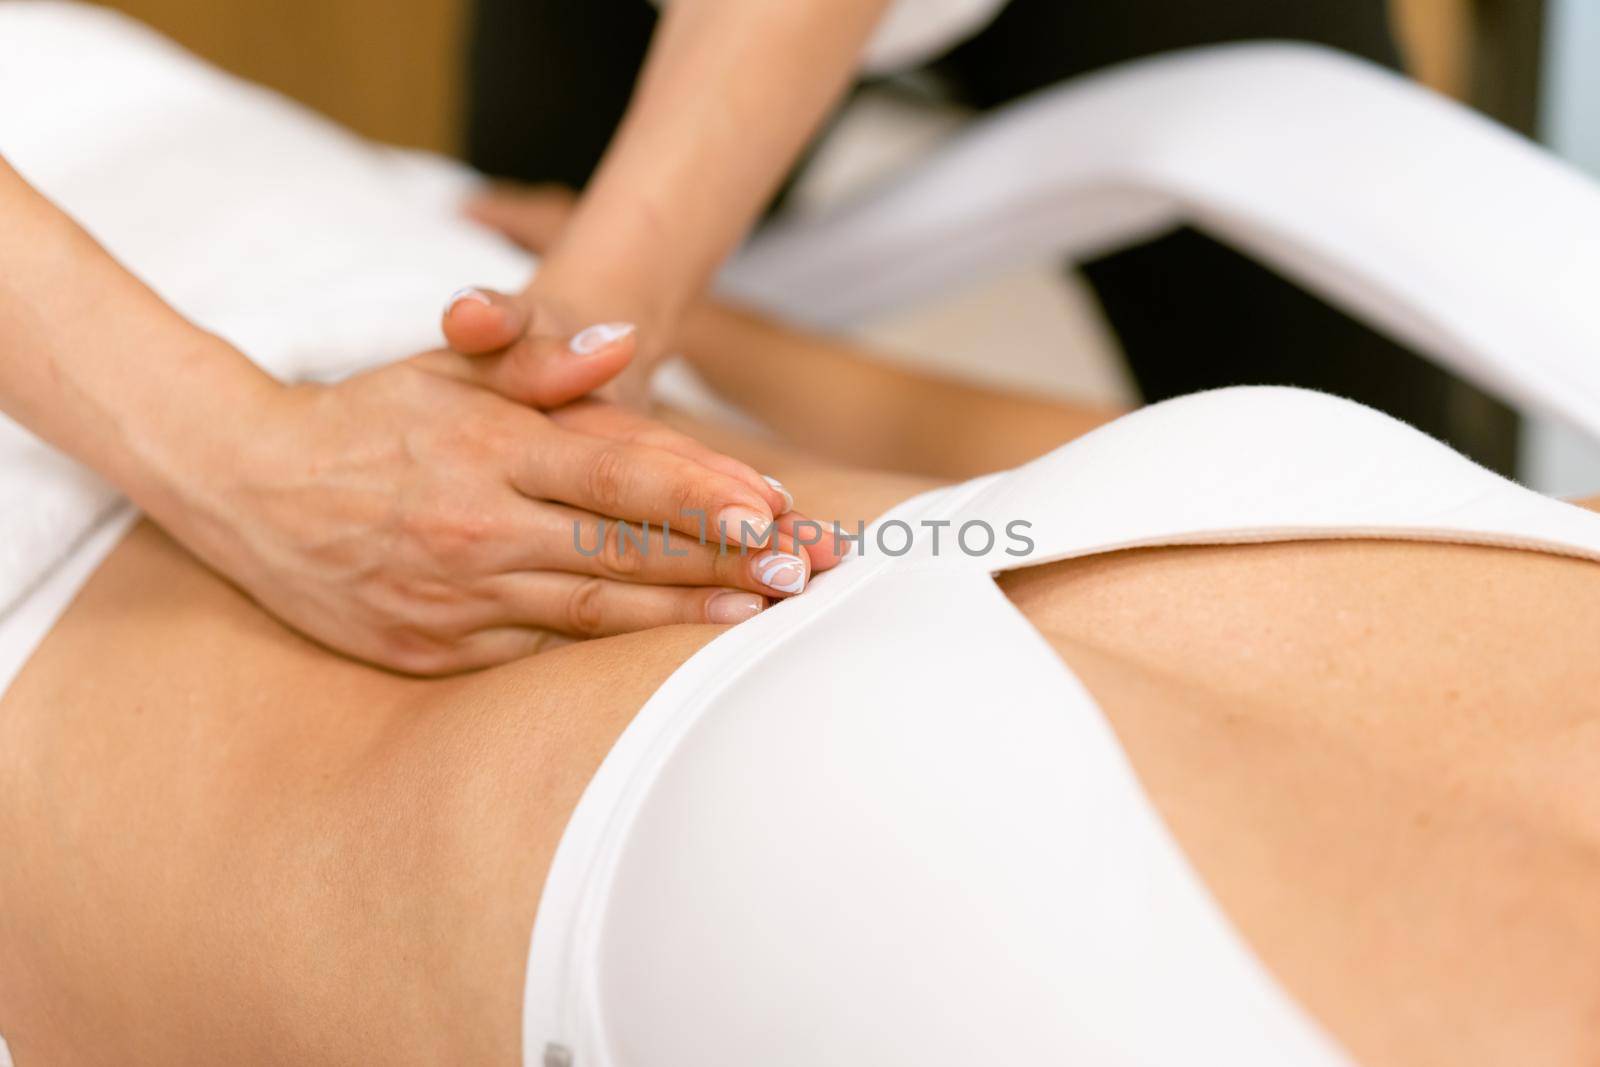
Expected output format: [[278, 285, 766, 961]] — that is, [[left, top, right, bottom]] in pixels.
[[442, 290, 846, 578], [454, 184, 661, 407], [436, 281, 636, 408], [179, 349, 800, 676]]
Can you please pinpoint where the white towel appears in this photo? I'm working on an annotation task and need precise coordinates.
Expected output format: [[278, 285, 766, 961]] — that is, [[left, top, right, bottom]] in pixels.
[[0, 2, 535, 620]]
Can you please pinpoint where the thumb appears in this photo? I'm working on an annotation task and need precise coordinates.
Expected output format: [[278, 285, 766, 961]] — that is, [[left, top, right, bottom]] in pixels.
[[441, 287, 528, 355], [481, 322, 639, 408]]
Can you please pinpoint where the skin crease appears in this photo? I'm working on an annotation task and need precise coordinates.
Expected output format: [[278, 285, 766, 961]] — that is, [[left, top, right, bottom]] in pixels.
[[3, 317, 1600, 1065]]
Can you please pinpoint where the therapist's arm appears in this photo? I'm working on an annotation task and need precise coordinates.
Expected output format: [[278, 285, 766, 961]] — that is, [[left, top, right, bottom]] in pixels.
[[0, 157, 798, 674], [513, 0, 893, 364]]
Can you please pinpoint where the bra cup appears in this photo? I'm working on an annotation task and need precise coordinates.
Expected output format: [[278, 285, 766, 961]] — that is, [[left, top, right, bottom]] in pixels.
[[531, 387, 1600, 1066], [581, 570, 1348, 1066]]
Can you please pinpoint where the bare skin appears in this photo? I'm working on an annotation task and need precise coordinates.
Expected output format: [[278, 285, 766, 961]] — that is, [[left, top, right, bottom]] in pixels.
[[3, 318, 1599, 1065]]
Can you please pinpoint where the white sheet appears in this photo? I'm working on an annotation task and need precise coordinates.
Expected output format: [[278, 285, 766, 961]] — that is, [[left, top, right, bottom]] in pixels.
[[730, 42, 1600, 448]]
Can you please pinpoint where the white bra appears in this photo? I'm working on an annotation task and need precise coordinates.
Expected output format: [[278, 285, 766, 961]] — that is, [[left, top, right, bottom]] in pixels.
[[522, 385, 1600, 1067]]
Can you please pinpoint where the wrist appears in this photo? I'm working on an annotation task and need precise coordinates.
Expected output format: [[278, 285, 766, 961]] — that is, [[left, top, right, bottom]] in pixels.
[[115, 334, 287, 540], [527, 260, 676, 331], [527, 189, 695, 346]]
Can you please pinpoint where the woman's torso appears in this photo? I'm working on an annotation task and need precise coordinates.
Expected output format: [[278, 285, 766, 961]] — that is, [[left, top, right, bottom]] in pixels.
[[4, 435, 1600, 1064]]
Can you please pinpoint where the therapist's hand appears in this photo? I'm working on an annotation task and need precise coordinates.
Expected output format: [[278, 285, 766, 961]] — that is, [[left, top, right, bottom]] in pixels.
[[171, 338, 805, 676], [441, 282, 845, 578], [452, 184, 667, 407]]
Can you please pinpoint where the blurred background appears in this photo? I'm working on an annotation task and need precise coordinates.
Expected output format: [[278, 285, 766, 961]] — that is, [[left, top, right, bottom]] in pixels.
[[91, 0, 1600, 490], [87, 0, 1501, 155]]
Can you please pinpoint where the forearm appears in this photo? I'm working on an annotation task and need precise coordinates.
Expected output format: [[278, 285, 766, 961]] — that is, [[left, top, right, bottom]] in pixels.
[[0, 157, 275, 519], [678, 301, 1126, 479], [532, 0, 891, 336]]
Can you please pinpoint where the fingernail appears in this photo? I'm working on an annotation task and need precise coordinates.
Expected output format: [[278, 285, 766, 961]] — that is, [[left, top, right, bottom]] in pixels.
[[752, 551, 807, 595], [444, 287, 491, 317], [707, 591, 765, 624], [715, 506, 774, 547], [762, 475, 794, 514], [569, 322, 636, 355]]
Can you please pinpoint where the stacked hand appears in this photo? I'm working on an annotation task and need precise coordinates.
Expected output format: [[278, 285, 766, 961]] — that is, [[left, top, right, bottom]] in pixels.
[[163, 285, 836, 677], [3, 160, 838, 680]]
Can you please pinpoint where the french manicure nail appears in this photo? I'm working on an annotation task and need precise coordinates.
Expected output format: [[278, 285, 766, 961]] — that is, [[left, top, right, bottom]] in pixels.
[[707, 591, 765, 624], [715, 506, 773, 547], [753, 551, 807, 595], [444, 287, 491, 317], [569, 322, 636, 355], [762, 475, 794, 514]]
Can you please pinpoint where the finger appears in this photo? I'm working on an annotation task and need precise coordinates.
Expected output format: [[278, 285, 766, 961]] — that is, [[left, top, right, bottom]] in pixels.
[[464, 183, 579, 254], [548, 399, 789, 515], [518, 503, 812, 598], [486, 573, 768, 639], [440, 310, 638, 408], [517, 428, 777, 547], [441, 286, 528, 355], [776, 511, 849, 573]]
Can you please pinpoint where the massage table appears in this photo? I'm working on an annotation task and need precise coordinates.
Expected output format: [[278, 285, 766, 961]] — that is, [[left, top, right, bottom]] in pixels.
[[727, 43, 1600, 484]]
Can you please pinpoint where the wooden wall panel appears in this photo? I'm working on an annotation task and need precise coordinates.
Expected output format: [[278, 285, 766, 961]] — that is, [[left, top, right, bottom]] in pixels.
[[96, 0, 466, 153], [1393, 0, 1473, 99]]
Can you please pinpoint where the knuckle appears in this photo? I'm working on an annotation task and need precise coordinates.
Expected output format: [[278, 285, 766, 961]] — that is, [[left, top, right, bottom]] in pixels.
[[447, 425, 502, 466], [597, 522, 646, 578], [377, 363, 434, 405], [449, 509, 500, 556], [404, 502, 498, 568], [564, 577, 609, 638], [669, 473, 711, 524], [416, 402, 514, 461], [583, 445, 631, 513], [463, 417, 520, 462]]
